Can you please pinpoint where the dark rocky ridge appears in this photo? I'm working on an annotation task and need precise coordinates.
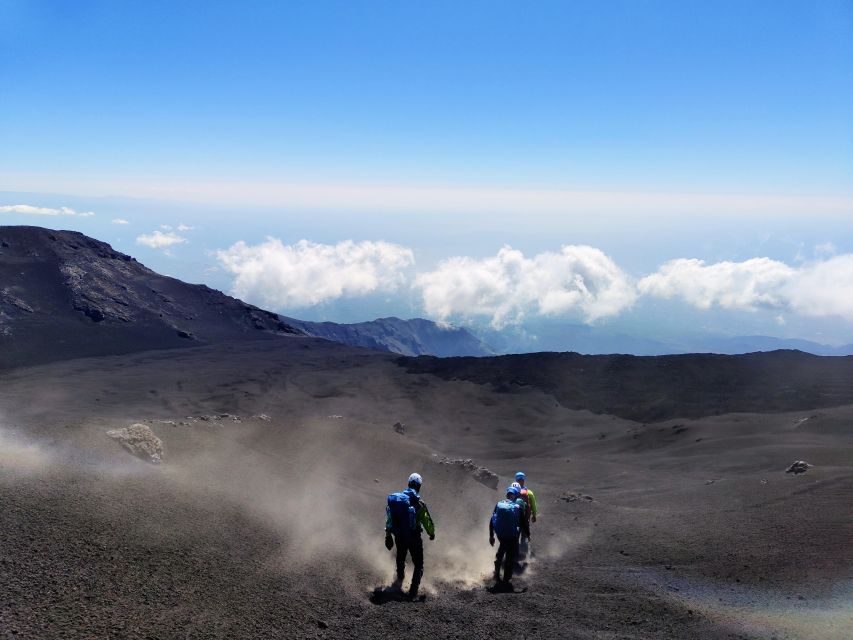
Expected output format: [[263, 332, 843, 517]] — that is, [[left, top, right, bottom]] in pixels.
[[398, 349, 853, 422], [0, 226, 301, 370], [280, 315, 494, 357]]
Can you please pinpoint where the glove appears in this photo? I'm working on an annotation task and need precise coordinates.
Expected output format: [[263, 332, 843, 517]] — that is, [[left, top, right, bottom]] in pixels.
[[532, 514, 537, 523], [429, 533, 435, 541], [384, 532, 394, 550], [489, 536, 495, 547]]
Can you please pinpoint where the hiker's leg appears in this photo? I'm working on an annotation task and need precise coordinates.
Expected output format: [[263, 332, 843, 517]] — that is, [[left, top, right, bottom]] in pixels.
[[504, 538, 519, 582], [394, 535, 408, 585], [409, 535, 424, 597], [495, 540, 507, 581]]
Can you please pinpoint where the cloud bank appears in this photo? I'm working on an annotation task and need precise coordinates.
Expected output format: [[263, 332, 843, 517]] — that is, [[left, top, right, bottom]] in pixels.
[[639, 255, 853, 320], [0, 204, 95, 217], [215, 237, 853, 324], [216, 238, 415, 309], [415, 245, 637, 328], [136, 230, 187, 249]]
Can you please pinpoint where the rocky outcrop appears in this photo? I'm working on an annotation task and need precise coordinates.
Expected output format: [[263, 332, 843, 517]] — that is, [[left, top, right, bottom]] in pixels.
[[437, 457, 499, 489], [785, 460, 812, 474], [107, 424, 164, 464]]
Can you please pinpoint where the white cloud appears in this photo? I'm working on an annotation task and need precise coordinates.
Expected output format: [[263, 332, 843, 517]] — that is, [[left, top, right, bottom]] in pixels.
[[638, 257, 795, 311], [177, 223, 194, 232], [639, 254, 853, 320], [414, 245, 636, 328], [111, 218, 129, 225], [216, 238, 414, 309], [136, 230, 187, 249], [160, 224, 173, 230], [0, 204, 95, 217]]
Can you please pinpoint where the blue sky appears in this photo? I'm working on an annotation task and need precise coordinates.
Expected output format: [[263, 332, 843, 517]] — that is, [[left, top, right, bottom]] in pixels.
[[2, 1, 852, 346]]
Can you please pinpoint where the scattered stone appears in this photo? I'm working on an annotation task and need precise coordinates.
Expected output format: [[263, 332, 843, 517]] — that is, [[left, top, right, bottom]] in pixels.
[[317, 619, 328, 629], [436, 457, 499, 490], [184, 414, 243, 424], [393, 422, 406, 434], [327, 415, 344, 420], [107, 423, 163, 464], [785, 460, 812, 475], [560, 492, 594, 503], [252, 414, 272, 421]]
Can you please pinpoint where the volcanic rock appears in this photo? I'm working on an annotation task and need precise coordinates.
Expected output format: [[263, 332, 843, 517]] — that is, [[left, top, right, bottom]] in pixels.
[[785, 460, 812, 474], [107, 423, 164, 463]]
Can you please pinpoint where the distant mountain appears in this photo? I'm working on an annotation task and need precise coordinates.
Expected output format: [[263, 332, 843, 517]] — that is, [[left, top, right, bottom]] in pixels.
[[279, 315, 494, 357], [689, 335, 853, 357], [478, 321, 853, 357], [0, 226, 302, 370]]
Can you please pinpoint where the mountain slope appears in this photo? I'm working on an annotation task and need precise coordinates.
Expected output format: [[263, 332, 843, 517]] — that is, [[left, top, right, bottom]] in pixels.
[[0, 226, 301, 370], [280, 315, 494, 356]]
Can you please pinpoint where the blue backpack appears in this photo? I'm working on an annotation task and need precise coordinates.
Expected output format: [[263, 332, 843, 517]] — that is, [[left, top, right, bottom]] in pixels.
[[491, 499, 520, 541], [387, 492, 416, 535]]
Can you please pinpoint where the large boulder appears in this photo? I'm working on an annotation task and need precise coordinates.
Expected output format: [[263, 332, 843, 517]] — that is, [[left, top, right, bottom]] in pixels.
[[107, 423, 164, 464], [785, 460, 812, 475]]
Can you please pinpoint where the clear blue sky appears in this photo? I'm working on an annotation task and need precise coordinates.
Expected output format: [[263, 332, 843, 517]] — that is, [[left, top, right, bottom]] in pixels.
[[1, 1, 852, 345]]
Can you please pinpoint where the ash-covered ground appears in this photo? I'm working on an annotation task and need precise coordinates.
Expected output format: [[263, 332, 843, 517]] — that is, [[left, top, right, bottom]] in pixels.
[[1, 338, 851, 639]]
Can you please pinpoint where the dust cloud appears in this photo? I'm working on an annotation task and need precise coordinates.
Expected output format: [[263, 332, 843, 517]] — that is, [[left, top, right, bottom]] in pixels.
[[0, 424, 51, 473]]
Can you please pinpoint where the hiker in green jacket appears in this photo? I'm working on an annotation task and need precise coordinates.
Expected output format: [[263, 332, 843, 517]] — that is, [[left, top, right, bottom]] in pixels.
[[515, 472, 538, 523], [385, 473, 436, 599]]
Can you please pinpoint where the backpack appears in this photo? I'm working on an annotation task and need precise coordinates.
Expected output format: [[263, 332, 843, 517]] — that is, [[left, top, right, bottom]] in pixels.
[[520, 488, 531, 517], [387, 492, 416, 535], [491, 499, 520, 541]]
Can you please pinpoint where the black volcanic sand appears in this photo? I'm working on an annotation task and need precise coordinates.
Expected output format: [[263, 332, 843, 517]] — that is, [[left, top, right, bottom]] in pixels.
[[1, 338, 851, 639]]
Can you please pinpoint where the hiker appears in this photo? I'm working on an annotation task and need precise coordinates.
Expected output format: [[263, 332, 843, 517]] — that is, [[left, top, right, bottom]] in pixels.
[[489, 486, 528, 584], [511, 481, 530, 540], [384, 472, 436, 599], [515, 472, 538, 524]]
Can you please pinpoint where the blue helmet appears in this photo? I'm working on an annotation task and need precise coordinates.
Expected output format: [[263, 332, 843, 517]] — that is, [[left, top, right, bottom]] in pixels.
[[515, 471, 526, 481], [506, 485, 520, 498]]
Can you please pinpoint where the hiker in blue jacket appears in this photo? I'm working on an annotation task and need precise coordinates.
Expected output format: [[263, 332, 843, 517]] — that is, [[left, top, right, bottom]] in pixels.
[[489, 485, 528, 584], [385, 473, 436, 599]]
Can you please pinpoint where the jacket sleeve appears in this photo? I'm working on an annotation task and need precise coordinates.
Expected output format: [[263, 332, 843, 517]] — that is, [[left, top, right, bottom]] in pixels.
[[528, 489, 538, 517], [385, 504, 392, 532], [488, 504, 496, 537], [418, 502, 435, 537]]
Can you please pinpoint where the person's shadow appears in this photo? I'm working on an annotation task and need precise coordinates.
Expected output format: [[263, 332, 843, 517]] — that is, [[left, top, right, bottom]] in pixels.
[[369, 586, 426, 604], [487, 581, 527, 594]]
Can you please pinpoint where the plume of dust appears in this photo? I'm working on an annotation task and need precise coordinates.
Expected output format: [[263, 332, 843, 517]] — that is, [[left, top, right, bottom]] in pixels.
[[152, 417, 595, 596], [0, 424, 51, 473]]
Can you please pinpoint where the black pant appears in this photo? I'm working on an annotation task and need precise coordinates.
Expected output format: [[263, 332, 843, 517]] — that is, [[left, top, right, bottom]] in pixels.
[[494, 537, 519, 582], [393, 533, 423, 593]]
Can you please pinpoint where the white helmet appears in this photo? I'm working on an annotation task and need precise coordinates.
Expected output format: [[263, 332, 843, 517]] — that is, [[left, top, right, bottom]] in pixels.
[[408, 472, 423, 487], [511, 481, 521, 490]]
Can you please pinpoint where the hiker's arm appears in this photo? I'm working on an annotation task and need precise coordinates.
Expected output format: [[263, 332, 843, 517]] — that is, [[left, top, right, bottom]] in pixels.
[[385, 504, 393, 532], [529, 490, 538, 519], [419, 503, 435, 539]]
